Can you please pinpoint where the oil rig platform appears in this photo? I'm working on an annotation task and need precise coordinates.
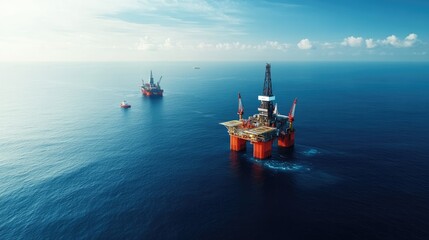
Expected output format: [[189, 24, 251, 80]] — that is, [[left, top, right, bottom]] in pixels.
[[220, 64, 297, 159], [141, 71, 164, 96]]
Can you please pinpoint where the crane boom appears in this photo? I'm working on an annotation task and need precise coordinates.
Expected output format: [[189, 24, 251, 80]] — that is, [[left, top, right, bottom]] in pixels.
[[273, 103, 278, 115], [157, 76, 162, 86], [288, 98, 297, 121], [237, 93, 244, 119]]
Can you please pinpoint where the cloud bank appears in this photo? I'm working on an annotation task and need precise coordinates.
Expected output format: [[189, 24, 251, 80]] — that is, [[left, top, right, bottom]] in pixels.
[[365, 39, 376, 48], [0, 0, 424, 61], [340, 33, 419, 49], [342, 36, 363, 47], [196, 33, 420, 53], [382, 33, 418, 47]]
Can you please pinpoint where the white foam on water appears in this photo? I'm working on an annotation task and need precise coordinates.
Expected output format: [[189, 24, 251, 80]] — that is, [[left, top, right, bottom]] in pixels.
[[302, 148, 319, 157], [250, 158, 310, 173]]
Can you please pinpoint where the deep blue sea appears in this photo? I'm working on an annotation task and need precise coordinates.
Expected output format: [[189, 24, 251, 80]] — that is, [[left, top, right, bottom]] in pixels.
[[1, 62, 429, 239]]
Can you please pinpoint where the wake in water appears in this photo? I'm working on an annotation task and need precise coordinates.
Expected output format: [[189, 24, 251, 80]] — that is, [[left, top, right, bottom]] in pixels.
[[241, 146, 340, 187], [247, 145, 323, 173], [254, 159, 310, 172]]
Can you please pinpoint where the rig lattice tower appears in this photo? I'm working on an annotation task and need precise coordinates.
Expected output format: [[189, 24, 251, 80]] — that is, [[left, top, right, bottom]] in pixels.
[[258, 63, 275, 125]]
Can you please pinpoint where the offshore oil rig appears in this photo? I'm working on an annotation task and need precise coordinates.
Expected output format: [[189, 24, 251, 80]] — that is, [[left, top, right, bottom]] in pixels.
[[141, 71, 164, 96], [220, 64, 297, 159]]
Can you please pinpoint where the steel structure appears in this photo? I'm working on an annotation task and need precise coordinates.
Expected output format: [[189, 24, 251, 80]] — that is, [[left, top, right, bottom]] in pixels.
[[220, 64, 297, 159], [141, 70, 164, 96]]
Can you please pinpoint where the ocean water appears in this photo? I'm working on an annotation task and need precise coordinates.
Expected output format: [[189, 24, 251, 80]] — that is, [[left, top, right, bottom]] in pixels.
[[0, 62, 428, 239]]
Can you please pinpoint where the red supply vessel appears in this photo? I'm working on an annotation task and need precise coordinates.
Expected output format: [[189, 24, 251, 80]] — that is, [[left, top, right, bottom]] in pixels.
[[120, 100, 131, 108]]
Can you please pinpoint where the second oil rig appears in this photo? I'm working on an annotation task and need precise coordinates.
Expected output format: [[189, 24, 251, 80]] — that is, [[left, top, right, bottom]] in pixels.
[[141, 71, 164, 96], [220, 63, 297, 159]]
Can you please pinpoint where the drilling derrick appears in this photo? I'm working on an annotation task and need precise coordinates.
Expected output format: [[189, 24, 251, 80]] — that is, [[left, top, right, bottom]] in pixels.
[[150, 71, 154, 85], [258, 64, 276, 126], [220, 64, 297, 159]]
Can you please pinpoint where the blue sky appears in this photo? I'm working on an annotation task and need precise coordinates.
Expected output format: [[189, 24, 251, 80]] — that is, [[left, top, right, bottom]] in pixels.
[[0, 0, 428, 61]]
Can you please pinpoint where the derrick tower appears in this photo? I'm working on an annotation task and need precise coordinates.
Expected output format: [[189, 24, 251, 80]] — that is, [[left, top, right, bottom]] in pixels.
[[258, 64, 275, 125], [150, 70, 154, 85]]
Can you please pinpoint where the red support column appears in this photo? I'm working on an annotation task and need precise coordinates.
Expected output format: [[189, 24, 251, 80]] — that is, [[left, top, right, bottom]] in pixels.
[[230, 135, 246, 151], [278, 131, 295, 148], [253, 140, 273, 159]]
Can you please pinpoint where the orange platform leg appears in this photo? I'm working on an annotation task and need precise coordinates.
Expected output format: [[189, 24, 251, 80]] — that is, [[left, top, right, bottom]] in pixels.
[[230, 136, 246, 151], [278, 131, 295, 148], [253, 140, 273, 159]]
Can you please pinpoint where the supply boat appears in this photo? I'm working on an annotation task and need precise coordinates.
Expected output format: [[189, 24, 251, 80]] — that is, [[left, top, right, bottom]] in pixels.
[[120, 100, 131, 108]]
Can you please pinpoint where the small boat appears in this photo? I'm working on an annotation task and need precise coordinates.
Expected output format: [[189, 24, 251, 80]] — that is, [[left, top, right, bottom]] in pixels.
[[194, 66, 200, 69], [120, 100, 131, 108]]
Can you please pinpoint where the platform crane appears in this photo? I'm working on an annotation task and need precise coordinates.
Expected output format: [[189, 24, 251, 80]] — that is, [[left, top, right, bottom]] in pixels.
[[157, 76, 162, 87], [237, 93, 244, 120], [288, 98, 297, 130]]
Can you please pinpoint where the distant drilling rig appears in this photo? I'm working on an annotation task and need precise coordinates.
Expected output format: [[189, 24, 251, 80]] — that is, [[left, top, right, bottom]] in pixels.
[[220, 64, 297, 159]]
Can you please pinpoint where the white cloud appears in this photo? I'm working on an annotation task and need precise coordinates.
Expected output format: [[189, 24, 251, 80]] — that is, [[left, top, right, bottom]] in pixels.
[[404, 33, 418, 47], [162, 38, 172, 49], [297, 39, 312, 50], [216, 43, 232, 50], [382, 35, 401, 47], [342, 36, 363, 47], [337, 34, 419, 49], [266, 41, 289, 50], [0, 0, 246, 61], [196, 40, 289, 51], [237, 42, 252, 50], [137, 36, 156, 51], [0, 0, 422, 62], [405, 33, 417, 41], [381, 33, 418, 48], [197, 42, 213, 49], [136, 36, 182, 51], [365, 39, 376, 48]]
